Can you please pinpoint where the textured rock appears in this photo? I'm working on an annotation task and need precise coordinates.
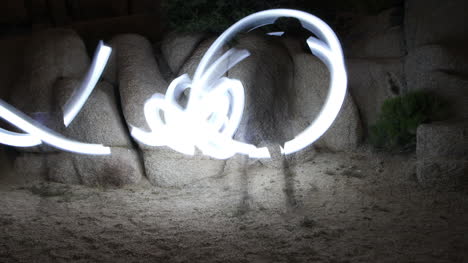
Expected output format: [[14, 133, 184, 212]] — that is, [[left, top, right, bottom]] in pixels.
[[143, 148, 225, 187], [417, 122, 468, 160], [405, 45, 468, 120], [161, 32, 206, 75], [347, 58, 404, 130], [228, 34, 294, 147], [405, 0, 468, 50], [9, 29, 90, 113], [13, 153, 49, 184], [344, 8, 405, 58], [47, 147, 143, 187], [416, 121, 468, 189], [405, 44, 468, 85], [110, 34, 167, 134], [289, 43, 363, 151], [54, 79, 133, 147], [5, 29, 89, 153]]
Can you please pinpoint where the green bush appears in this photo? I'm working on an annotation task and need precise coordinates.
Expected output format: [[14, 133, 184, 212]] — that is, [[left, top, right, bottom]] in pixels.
[[162, 0, 403, 33], [369, 90, 448, 152]]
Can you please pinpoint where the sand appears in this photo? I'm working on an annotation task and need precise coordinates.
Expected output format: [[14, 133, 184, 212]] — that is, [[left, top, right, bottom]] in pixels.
[[0, 148, 467, 262]]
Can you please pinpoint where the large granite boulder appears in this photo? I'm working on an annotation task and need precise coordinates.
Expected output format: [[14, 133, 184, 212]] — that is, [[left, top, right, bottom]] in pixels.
[[343, 7, 405, 58], [111, 34, 226, 187], [9, 29, 90, 113], [347, 59, 404, 130], [5, 30, 143, 187], [405, 45, 468, 121], [285, 38, 363, 151], [404, 0, 468, 51], [161, 32, 207, 75], [416, 121, 468, 189]]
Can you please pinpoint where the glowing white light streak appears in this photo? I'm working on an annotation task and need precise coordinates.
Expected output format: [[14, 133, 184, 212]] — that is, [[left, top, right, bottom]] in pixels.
[[0, 99, 110, 154], [63, 41, 112, 127], [0, 42, 112, 154], [132, 9, 348, 159], [0, 9, 346, 159]]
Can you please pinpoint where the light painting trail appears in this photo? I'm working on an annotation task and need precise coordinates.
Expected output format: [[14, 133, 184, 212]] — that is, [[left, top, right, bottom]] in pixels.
[[0, 41, 112, 155], [132, 9, 348, 159], [0, 9, 347, 159]]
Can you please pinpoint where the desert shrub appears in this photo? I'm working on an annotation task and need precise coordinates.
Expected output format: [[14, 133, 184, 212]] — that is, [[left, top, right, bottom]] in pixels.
[[369, 90, 448, 152], [162, 0, 287, 33]]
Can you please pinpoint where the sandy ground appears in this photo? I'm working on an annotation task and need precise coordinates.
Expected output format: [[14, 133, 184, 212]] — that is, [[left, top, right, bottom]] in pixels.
[[0, 148, 467, 263]]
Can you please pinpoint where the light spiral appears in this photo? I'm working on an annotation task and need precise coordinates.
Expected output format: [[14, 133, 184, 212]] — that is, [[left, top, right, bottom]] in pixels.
[[131, 9, 348, 159], [0, 9, 347, 159]]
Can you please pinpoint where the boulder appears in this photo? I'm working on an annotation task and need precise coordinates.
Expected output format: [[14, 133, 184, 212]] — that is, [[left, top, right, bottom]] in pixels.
[[110, 34, 167, 136], [405, 44, 468, 85], [5, 29, 90, 153], [343, 8, 405, 58], [54, 79, 133, 147], [416, 121, 468, 189], [228, 34, 294, 147], [47, 147, 143, 187], [161, 32, 207, 75], [347, 58, 404, 130], [405, 45, 468, 120], [143, 148, 225, 188], [9, 29, 90, 113], [288, 39, 363, 151], [404, 0, 468, 50], [71, 15, 163, 51]]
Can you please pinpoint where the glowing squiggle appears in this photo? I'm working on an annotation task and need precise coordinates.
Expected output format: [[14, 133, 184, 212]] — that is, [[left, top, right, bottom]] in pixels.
[[132, 9, 348, 159], [0, 41, 112, 155]]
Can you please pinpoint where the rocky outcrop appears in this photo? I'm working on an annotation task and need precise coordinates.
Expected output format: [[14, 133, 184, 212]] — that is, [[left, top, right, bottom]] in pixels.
[[161, 32, 206, 75], [343, 7, 405, 59], [4, 29, 365, 188], [288, 40, 362, 151], [404, 0, 468, 51], [111, 34, 226, 187], [347, 59, 404, 130], [3, 29, 143, 187]]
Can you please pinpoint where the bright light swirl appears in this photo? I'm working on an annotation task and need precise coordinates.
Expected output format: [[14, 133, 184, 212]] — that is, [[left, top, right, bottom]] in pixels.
[[0, 42, 112, 155], [63, 40, 112, 127], [132, 9, 347, 159]]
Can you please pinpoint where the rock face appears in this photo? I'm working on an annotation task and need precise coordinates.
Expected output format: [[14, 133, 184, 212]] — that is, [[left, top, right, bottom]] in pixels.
[[343, 7, 405, 59], [341, 7, 406, 136], [404, 0, 468, 51], [111, 34, 226, 187], [405, 44, 468, 120], [228, 35, 294, 147], [4, 29, 143, 187], [9, 29, 90, 113], [416, 121, 468, 189], [290, 47, 362, 152], [161, 32, 206, 75], [47, 147, 142, 187], [5, 29, 365, 187], [347, 59, 404, 130]]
